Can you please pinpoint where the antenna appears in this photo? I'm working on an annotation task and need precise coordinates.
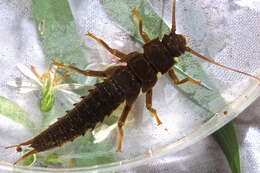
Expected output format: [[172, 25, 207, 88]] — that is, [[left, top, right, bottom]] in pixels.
[[186, 47, 260, 82], [171, 0, 177, 34]]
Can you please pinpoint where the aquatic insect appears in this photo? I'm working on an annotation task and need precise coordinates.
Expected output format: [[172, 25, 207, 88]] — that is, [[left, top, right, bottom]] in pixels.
[[6, 0, 260, 165]]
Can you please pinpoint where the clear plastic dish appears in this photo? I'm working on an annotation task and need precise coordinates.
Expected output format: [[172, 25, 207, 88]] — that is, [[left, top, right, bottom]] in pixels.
[[0, 0, 259, 172]]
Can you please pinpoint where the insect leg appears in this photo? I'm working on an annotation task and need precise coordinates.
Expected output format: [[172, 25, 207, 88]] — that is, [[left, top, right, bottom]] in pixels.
[[56, 71, 74, 84], [146, 89, 162, 126], [131, 8, 150, 43], [52, 61, 108, 77], [130, 0, 176, 38], [85, 32, 127, 61], [117, 99, 135, 152], [168, 69, 202, 86]]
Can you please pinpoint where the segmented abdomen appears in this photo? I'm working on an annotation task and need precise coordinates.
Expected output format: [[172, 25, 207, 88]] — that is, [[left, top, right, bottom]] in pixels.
[[30, 78, 126, 151]]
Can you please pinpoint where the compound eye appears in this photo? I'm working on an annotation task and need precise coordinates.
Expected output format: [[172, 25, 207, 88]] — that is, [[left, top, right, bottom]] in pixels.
[[184, 35, 188, 44], [179, 34, 188, 46]]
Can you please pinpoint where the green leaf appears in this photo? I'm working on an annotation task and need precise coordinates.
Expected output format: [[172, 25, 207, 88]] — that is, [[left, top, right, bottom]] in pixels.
[[22, 150, 36, 166], [40, 81, 55, 112], [213, 122, 240, 173], [31, 0, 87, 83], [101, 0, 240, 172], [43, 152, 63, 164], [0, 96, 34, 129]]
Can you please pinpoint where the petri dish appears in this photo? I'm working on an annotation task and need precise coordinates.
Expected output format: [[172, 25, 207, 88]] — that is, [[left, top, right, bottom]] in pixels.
[[0, 0, 259, 172]]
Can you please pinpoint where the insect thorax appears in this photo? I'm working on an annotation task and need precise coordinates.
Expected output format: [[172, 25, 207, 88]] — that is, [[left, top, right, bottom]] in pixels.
[[143, 38, 174, 74]]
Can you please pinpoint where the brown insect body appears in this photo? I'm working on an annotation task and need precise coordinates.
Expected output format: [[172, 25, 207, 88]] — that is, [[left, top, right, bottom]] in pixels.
[[6, 0, 259, 165], [30, 78, 125, 152], [18, 35, 182, 152]]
